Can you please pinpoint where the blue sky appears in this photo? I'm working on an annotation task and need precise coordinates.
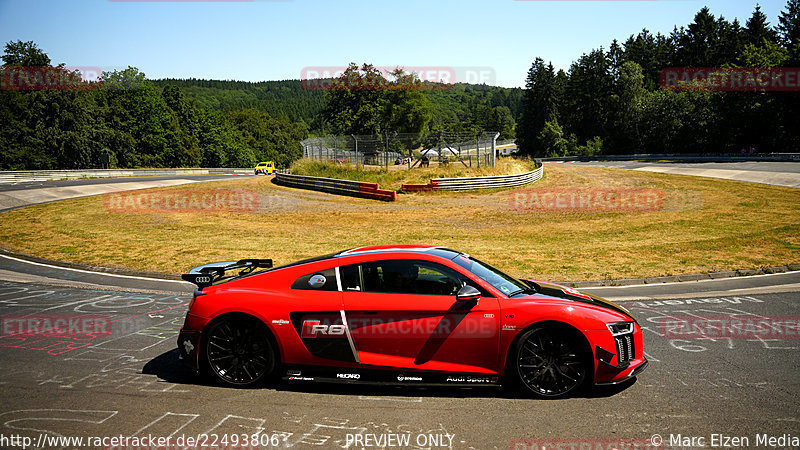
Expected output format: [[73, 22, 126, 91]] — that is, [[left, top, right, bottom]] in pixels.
[[0, 0, 790, 87]]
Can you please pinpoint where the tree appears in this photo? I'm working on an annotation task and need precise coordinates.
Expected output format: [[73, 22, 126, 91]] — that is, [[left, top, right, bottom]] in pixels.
[[99, 67, 182, 167], [322, 64, 434, 138], [717, 18, 745, 66], [468, 103, 514, 139], [607, 39, 624, 80], [1, 40, 51, 67], [745, 4, 779, 46], [537, 119, 568, 157], [740, 40, 790, 67], [491, 106, 515, 139], [161, 85, 202, 167], [0, 40, 315, 170], [322, 63, 389, 135], [622, 30, 676, 90], [383, 69, 433, 139], [516, 58, 560, 155], [676, 7, 721, 66], [563, 49, 613, 145], [226, 108, 306, 168], [779, 0, 800, 64], [608, 62, 647, 153]]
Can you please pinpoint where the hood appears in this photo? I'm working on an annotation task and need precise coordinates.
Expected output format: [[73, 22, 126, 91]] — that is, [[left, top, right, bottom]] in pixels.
[[522, 279, 637, 323]]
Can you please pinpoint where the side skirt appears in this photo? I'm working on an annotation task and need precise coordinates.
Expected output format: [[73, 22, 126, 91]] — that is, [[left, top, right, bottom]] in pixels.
[[283, 365, 502, 388]]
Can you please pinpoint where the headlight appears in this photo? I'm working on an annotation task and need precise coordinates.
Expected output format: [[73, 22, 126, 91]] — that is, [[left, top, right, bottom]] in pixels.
[[607, 322, 634, 336]]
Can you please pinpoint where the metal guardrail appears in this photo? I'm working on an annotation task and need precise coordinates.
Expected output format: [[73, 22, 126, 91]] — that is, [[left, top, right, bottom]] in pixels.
[[0, 168, 252, 184], [274, 172, 396, 202], [435, 165, 543, 191], [402, 163, 544, 192]]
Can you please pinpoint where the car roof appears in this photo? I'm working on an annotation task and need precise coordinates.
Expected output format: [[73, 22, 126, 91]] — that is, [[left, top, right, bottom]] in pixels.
[[335, 245, 462, 259], [337, 244, 435, 255], [260, 246, 463, 274]]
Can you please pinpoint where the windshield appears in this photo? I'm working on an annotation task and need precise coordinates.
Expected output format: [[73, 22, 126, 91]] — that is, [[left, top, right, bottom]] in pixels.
[[452, 254, 531, 297]]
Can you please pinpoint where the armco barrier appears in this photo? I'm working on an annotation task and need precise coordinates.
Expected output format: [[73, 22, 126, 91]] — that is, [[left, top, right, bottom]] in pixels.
[[402, 163, 543, 192], [275, 172, 396, 202], [0, 168, 251, 183]]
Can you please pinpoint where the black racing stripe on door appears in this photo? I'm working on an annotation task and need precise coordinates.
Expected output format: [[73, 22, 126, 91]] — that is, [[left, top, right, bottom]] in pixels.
[[289, 311, 357, 363]]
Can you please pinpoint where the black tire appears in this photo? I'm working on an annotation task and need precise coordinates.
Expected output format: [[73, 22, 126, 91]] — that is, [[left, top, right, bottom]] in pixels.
[[516, 327, 588, 398], [204, 316, 275, 387]]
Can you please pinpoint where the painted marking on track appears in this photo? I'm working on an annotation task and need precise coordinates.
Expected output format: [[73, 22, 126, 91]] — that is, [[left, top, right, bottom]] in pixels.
[[108, 303, 189, 324], [134, 412, 199, 438]]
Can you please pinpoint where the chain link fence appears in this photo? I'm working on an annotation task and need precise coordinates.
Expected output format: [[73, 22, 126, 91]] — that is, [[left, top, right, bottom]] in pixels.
[[301, 132, 500, 169]]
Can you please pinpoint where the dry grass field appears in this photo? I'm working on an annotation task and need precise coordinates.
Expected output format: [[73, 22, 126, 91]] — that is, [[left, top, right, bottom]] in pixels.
[[0, 162, 797, 282], [289, 157, 533, 190]]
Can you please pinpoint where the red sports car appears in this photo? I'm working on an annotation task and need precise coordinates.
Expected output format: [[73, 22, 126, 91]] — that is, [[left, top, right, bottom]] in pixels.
[[178, 245, 647, 397]]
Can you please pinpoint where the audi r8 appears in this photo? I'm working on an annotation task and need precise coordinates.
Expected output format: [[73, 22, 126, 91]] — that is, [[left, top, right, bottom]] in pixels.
[[178, 245, 647, 397]]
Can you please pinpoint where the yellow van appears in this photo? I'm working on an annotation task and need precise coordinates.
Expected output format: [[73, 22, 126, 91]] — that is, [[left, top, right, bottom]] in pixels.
[[254, 161, 275, 175]]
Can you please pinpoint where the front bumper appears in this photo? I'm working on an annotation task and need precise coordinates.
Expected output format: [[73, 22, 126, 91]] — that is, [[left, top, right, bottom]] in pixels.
[[177, 330, 201, 376], [594, 358, 648, 386], [586, 325, 647, 385]]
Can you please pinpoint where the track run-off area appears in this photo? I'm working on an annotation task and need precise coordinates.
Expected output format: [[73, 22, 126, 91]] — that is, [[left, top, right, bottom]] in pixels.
[[0, 163, 797, 449]]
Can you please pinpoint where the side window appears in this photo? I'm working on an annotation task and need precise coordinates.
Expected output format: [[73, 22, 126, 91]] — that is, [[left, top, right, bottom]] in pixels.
[[354, 260, 468, 296], [340, 264, 362, 292], [414, 262, 466, 296], [291, 268, 338, 291]]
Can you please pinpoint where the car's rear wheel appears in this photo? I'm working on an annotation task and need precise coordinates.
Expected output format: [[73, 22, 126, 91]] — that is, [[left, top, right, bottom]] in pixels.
[[516, 327, 588, 398], [204, 316, 275, 387]]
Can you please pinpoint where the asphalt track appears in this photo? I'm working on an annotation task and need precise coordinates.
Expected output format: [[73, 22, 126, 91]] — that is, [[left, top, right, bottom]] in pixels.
[[0, 174, 250, 212], [0, 168, 797, 449], [557, 161, 800, 189]]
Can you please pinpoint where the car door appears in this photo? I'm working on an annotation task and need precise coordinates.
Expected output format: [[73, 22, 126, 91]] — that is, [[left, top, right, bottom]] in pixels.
[[285, 267, 355, 365], [340, 259, 500, 374]]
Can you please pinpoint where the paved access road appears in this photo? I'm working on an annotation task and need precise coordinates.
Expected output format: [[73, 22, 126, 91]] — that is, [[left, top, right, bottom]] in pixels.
[[0, 174, 251, 212], [0, 255, 797, 449], [557, 161, 800, 188]]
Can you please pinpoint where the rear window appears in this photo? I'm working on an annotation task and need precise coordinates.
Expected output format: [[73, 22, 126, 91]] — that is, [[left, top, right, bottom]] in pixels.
[[291, 268, 338, 291]]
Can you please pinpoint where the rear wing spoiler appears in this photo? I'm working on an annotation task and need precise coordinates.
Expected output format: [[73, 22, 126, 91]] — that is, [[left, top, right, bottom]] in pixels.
[[181, 259, 273, 289]]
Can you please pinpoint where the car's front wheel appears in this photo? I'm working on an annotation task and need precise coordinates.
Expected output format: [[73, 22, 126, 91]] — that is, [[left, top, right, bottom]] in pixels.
[[204, 316, 275, 387], [516, 327, 588, 398]]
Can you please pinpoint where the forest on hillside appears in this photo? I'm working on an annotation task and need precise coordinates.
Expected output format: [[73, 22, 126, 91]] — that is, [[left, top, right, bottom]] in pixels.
[[2, 1, 798, 169], [0, 46, 520, 170], [516, 2, 800, 156]]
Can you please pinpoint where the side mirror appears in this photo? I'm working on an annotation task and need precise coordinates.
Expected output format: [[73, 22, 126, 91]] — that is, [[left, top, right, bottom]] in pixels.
[[456, 285, 481, 302]]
